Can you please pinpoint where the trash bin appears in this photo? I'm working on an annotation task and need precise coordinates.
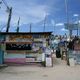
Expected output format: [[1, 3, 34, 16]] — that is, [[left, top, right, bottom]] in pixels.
[[45, 54, 52, 67], [45, 48, 53, 67], [69, 58, 75, 66]]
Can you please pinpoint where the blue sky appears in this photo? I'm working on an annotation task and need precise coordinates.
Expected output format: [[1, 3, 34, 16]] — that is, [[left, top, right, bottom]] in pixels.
[[0, 0, 80, 35]]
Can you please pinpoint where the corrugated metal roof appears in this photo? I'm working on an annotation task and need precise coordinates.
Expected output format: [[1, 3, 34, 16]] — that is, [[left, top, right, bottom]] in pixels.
[[0, 32, 52, 35]]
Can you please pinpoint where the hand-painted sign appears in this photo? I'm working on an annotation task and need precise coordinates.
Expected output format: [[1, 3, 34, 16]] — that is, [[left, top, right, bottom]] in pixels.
[[8, 35, 32, 42]]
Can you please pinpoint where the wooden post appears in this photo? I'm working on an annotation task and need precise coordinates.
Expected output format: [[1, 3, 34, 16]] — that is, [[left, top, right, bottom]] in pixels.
[[16, 17, 20, 32], [30, 23, 32, 33], [6, 7, 12, 32]]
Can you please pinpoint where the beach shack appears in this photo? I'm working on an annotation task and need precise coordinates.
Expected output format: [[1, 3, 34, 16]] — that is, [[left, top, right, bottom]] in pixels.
[[0, 32, 52, 65]]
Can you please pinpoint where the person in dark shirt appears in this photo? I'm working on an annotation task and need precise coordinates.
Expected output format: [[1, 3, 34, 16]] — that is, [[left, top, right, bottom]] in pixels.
[[67, 40, 74, 50], [68, 36, 79, 50]]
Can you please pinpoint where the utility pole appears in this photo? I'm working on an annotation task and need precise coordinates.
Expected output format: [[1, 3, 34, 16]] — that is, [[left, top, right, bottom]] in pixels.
[[0, 2, 2, 4], [65, 0, 70, 65], [0, 1, 2, 8], [73, 14, 79, 36], [30, 23, 32, 33], [2, 0, 12, 32], [77, 17, 79, 36], [0, 1, 2, 32], [65, 0, 72, 38], [6, 7, 12, 32], [16, 17, 20, 32], [43, 16, 46, 32], [79, 21, 80, 36]]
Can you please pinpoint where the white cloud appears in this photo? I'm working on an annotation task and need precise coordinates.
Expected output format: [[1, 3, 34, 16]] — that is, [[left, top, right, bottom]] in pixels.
[[73, 14, 79, 17], [13, 5, 49, 24], [0, 0, 60, 27], [9, 1, 49, 24], [79, 20, 80, 23], [61, 28, 68, 31], [55, 23, 64, 26], [0, 0, 50, 25]]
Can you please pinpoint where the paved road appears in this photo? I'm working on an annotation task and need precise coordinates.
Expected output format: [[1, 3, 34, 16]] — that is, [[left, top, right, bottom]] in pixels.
[[0, 58, 80, 80]]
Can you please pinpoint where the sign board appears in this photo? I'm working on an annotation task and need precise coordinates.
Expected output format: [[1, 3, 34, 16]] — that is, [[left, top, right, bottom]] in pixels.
[[8, 35, 32, 42], [46, 58, 52, 67]]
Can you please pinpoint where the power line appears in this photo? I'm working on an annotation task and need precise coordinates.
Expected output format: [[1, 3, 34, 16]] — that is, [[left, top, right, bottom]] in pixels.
[[1, 0, 12, 32], [2, 0, 9, 9], [0, 26, 5, 32]]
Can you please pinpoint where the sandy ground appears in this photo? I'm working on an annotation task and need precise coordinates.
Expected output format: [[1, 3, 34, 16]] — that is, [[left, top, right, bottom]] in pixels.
[[0, 58, 80, 80]]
